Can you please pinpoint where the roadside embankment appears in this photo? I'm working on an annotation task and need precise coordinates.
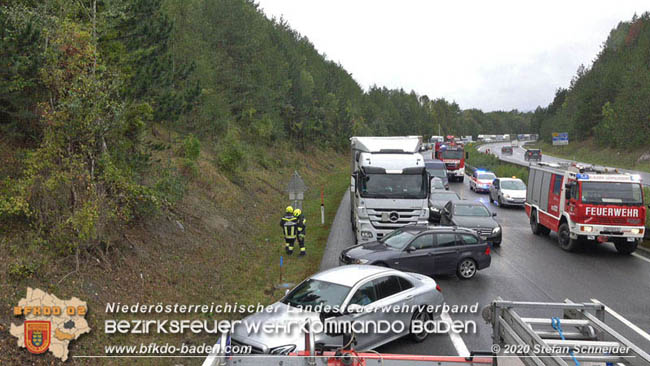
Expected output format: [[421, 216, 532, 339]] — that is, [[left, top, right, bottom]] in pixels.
[[0, 129, 350, 365]]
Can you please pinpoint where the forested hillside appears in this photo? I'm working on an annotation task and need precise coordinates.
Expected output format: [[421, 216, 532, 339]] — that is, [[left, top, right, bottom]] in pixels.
[[0, 0, 530, 262], [532, 12, 650, 148]]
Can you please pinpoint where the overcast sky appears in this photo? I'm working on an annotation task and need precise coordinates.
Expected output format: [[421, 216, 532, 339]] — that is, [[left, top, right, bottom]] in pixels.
[[256, 0, 648, 112]]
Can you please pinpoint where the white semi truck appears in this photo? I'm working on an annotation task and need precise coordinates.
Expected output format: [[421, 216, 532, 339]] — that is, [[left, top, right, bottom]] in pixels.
[[349, 136, 432, 243]]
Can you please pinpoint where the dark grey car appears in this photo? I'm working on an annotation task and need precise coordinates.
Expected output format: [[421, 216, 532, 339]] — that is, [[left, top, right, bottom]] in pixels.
[[440, 201, 502, 246], [340, 225, 491, 279], [524, 149, 542, 162], [424, 160, 449, 190], [428, 191, 461, 222]]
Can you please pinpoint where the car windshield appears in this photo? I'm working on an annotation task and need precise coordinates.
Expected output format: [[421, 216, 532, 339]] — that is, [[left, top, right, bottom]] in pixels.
[[441, 150, 463, 159], [478, 173, 496, 180], [455, 204, 491, 217], [381, 229, 416, 249], [426, 167, 446, 178], [282, 279, 350, 309], [501, 180, 526, 190], [431, 178, 445, 189], [360, 173, 426, 199], [432, 192, 460, 201], [581, 182, 643, 205]]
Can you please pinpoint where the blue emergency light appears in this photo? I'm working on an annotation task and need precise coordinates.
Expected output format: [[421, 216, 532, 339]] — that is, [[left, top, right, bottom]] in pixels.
[[576, 173, 589, 180]]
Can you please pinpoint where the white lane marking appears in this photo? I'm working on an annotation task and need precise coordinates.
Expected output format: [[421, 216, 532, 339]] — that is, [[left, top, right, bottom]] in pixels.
[[632, 252, 650, 264], [590, 298, 650, 343], [440, 311, 469, 357]]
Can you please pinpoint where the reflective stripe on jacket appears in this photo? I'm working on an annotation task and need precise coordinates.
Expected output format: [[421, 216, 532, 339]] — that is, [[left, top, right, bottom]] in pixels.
[[281, 214, 298, 239]]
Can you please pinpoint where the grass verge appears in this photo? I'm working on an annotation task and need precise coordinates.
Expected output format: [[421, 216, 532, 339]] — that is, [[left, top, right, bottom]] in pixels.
[[465, 143, 529, 183]]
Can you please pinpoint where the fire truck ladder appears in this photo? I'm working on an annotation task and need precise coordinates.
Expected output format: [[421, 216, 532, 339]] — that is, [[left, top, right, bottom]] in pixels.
[[202, 320, 493, 366], [482, 298, 650, 366]]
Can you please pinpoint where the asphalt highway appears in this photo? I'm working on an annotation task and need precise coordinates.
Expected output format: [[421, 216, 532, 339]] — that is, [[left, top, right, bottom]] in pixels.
[[322, 162, 650, 356], [478, 141, 650, 186]]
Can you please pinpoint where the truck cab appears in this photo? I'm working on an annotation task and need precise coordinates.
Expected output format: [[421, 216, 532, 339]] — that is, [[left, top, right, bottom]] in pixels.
[[434, 142, 467, 182], [350, 137, 432, 243]]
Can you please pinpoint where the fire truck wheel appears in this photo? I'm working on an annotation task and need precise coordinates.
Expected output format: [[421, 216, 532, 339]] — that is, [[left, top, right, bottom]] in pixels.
[[614, 239, 638, 255], [409, 308, 431, 342], [530, 211, 550, 235], [558, 223, 579, 252]]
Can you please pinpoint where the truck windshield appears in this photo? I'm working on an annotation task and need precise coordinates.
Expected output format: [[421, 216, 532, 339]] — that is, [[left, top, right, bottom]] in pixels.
[[360, 173, 427, 199], [580, 182, 643, 205], [441, 150, 463, 159]]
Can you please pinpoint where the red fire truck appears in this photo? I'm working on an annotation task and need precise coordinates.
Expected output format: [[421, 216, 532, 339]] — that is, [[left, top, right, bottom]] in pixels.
[[434, 138, 467, 183], [525, 162, 646, 254]]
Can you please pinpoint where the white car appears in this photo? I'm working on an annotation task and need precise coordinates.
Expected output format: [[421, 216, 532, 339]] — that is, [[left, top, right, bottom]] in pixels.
[[469, 170, 496, 193], [489, 178, 527, 207]]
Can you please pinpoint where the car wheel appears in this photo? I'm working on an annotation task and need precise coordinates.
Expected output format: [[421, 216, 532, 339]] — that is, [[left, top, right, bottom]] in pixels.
[[492, 240, 501, 247], [457, 258, 477, 279], [558, 223, 579, 252], [459, 177, 464, 183], [497, 195, 503, 207], [614, 238, 638, 255], [409, 308, 431, 342]]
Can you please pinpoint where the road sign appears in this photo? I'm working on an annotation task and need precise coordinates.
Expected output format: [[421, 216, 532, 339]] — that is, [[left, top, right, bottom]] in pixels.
[[285, 170, 308, 209], [552, 132, 568, 145]]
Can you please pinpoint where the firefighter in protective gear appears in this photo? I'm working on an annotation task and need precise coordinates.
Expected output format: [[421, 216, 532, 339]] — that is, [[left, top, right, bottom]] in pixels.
[[280, 206, 298, 254], [294, 208, 306, 256]]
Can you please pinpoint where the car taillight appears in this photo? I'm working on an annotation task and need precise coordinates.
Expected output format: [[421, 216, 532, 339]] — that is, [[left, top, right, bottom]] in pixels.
[[436, 284, 442, 292], [485, 246, 491, 255]]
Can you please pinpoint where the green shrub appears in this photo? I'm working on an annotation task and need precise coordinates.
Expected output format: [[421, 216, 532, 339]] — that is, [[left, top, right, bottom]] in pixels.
[[154, 168, 186, 204], [218, 139, 246, 174], [8, 261, 38, 280], [183, 134, 201, 161]]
